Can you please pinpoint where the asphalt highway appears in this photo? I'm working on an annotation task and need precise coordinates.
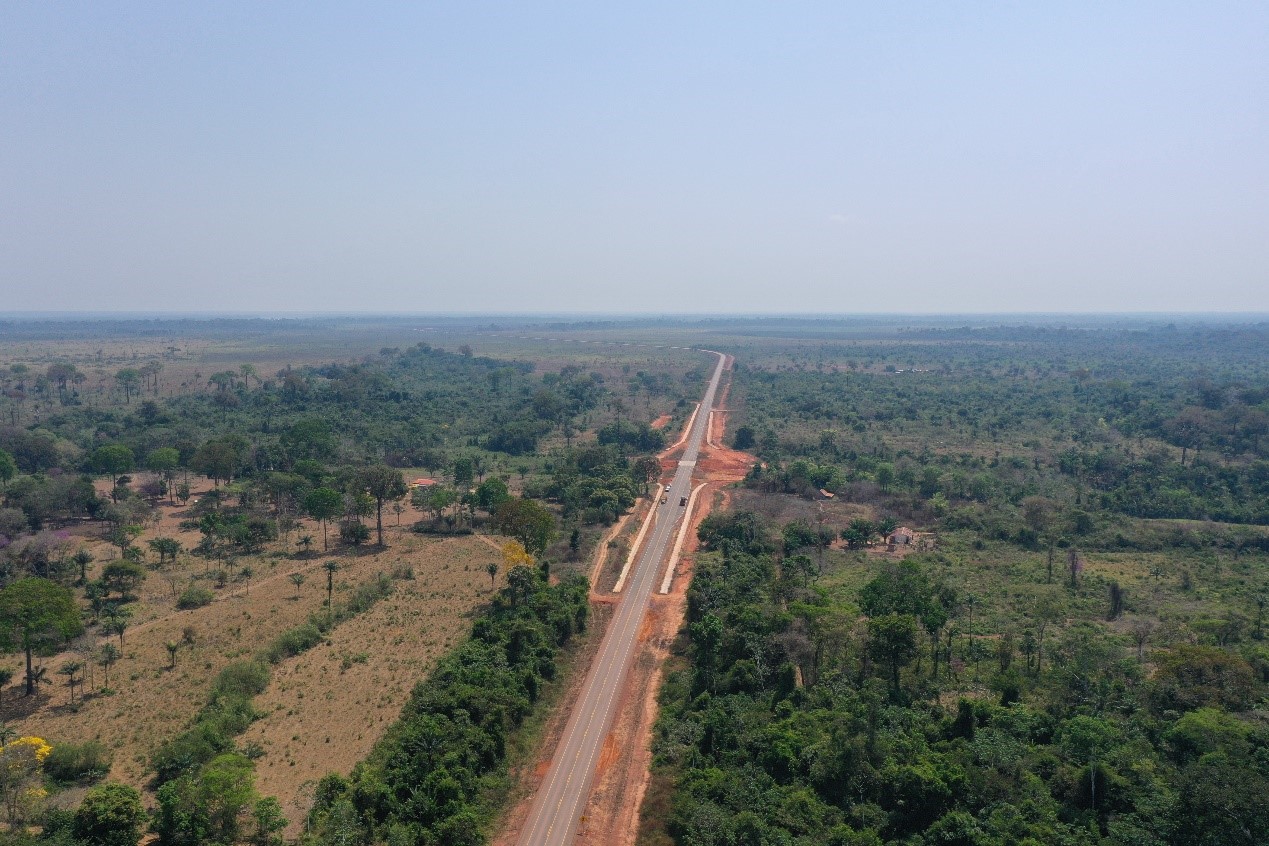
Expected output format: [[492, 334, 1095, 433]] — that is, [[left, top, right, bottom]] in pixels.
[[514, 349, 726, 846]]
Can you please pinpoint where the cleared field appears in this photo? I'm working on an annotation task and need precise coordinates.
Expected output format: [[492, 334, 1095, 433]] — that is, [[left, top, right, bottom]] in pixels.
[[3, 488, 498, 818]]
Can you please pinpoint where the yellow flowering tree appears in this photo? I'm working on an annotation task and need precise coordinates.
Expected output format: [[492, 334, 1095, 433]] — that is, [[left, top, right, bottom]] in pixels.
[[0, 735, 52, 823]]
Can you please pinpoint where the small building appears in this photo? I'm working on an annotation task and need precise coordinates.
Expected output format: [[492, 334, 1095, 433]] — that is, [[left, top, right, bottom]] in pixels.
[[409, 478, 438, 489], [888, 527, 914, 546], [816, 489, 835, 500]]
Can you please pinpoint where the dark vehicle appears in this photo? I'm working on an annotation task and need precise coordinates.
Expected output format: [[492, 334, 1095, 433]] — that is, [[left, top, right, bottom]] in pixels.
[[679, 496, 687, 506]]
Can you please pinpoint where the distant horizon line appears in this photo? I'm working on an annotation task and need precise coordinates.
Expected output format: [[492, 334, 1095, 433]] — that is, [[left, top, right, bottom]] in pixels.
[[3, 310, 1267, 321]]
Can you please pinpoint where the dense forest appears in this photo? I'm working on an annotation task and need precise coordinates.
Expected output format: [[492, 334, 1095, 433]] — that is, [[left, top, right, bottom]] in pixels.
[[643, 322, 1269, 846]]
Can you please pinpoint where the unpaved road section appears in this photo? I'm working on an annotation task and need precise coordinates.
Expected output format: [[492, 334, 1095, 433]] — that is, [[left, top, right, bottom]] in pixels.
[[510, 351, 726, 846]]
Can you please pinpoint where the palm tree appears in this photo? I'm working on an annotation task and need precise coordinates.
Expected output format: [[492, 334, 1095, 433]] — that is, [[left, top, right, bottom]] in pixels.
[[103, 607, 132, 648], [289, 572, 306, 599], [58, 661, 82, 704], [165, 641, 180, 669], [323, 561, 339, 614], [72, 549, 94, 585], [98, 644, 120, 691], [486, 561, 499, 591], [239, 565, 253, 597]]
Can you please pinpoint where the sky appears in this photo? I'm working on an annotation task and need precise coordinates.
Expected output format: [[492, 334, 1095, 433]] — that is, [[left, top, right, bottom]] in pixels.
[[2, 2, 1267, 314]]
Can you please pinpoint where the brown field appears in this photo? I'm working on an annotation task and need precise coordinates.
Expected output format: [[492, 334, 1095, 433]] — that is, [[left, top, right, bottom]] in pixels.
[[2, 484, 499, 825]]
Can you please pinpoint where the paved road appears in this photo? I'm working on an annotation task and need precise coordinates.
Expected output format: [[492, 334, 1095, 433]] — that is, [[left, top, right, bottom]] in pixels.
[[515, 350, 726, 846]]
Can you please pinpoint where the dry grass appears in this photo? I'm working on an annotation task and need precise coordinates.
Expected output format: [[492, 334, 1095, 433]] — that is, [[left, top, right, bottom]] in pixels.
[[3, 487, 500, 825]]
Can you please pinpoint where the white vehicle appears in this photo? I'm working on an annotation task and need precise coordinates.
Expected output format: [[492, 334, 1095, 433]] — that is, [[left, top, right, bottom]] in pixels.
[[664, 484, 672, 492]]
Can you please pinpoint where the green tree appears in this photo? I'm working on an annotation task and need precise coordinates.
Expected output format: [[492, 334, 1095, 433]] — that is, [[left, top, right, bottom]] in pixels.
[[0, 577, 82, 695], [98, 644, 120, 690], [72, 548, 94, 584], [475, 476, 512, 513], [0, 449, 16, 489], [101, 560, 145, 600], [359, 465, 407, 546], [251, 796, 288, 846], [453, 455, 475, 488], [486, 560, 499, 590], [114, 368, 141, 403], [191, 435, 249, 487], [868, 613, 918, 697], [289, 572, 305, 599], [493, 497, 556, 556], [1059, 715, 1121, 811], [90, 444, 135, 500], [74, 782, 147, 846], [148, 537, 182, 566], [303, 487, 342, 551]]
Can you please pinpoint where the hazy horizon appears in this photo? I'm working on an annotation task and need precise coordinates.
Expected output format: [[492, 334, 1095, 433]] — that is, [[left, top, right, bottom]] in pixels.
[[4, 3, 1267, 314]]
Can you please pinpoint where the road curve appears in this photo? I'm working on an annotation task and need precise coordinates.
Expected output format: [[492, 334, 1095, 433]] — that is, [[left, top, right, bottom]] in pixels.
[[515, 349, 726, 846]]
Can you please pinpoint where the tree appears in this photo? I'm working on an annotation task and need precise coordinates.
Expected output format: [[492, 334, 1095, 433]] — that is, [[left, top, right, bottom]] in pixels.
[[1059, 715, 1120, 812], [165, 640, 180, 669], [90, 444, 134, 501], [359, 465, 407, 547], [453, 456, 475, 488], [149, 537, 182, 566], [74, 782, 147, 846], [289, 572, 305, 599], [506, 564, 538, 607], [475, 477, 512, 514], [101, 560, 145, 600], [58, 660, 82, 704], [303, 487, 342, 551], [324, 561, 338, 613], [191, 435, 249, 487], [98, 644, 120, 690], [868, 613, 918, 698], [0, 735, 52, 823], [114, 368, 141, 403], [486, 561, 499, 591], [493, 497, 556, 556], [0, 449, 16, 489], [251, 796, 288, 846], [103, 607, 132, 648], [72, 548, 94, 584], [146, 447, 180, 501], [0, 578, 82, 695]]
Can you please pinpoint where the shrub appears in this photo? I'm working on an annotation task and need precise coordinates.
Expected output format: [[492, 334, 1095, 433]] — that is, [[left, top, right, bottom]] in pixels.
[[44, 740, 112, 784], [262, 623, 325, 664], [177, 584, 214, 609]]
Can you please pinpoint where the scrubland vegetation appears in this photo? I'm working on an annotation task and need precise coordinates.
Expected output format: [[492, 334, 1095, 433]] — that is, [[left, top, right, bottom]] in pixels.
[[0, 318, 694, 844]]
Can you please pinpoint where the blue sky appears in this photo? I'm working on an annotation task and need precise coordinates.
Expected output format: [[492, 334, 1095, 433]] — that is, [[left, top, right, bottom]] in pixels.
[[2, 2, 1266, 313]]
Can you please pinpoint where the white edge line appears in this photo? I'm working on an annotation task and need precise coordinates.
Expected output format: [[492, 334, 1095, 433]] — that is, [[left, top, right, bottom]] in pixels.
[[613, 499, 657, 593], [660, 482, 707, 595]]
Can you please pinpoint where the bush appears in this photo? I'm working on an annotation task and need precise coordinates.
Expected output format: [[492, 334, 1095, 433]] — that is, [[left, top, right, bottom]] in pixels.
[[339, 520, 371, 545], [44, 740, 112, 784], [262, 623, 325, 664], [74, 782, 147, 846], [177, 584, 214, 609]]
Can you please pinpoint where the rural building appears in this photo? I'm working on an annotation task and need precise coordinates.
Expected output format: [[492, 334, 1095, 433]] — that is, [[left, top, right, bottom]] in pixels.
[[888, 527, 914, 545]]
